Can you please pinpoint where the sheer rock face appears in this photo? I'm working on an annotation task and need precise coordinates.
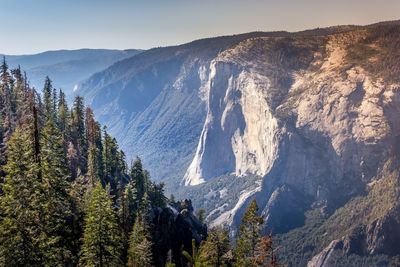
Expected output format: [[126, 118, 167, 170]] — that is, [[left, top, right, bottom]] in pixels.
[[183, 60, 279, 185]]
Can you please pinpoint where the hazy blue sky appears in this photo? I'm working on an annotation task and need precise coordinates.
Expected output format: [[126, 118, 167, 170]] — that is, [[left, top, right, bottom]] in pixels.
[[1, 0, 399, 54]]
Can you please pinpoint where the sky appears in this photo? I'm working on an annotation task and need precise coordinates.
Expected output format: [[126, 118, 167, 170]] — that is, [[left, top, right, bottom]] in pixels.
[[1, 0, 399, 55]]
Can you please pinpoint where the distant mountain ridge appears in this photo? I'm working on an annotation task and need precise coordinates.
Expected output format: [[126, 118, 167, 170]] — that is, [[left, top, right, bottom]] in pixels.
[[1, 48, 143, 99]]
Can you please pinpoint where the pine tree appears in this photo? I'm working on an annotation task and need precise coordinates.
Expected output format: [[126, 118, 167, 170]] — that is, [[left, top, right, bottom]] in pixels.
[[102, 127, 125, 192], [87, 145, 101, 185], [52, 87, 58, 118], [103, 127, 120, 186], [79, 183, 122, 267], [86, 107, 103, 185], [118, 182, 137, 264], [199, 227, 231, 267], [119, 182, 137, 238], [39, 118, 74, 265], [0, 56, 10, 85], [0, 125, 42, 266], [235, 199, 264, 267], [182, 239, 203, 267], [130, 157, 146, 202], [57, 89, 70, 148], [85, 107, 101, 148], [42, 76, 54, 121], [127, 214, 153, 267], [117, 150, 127, 172], [253, 235, 282, 267], [67, 141, 79, 180], [196, 209, 206, 224], [148, 181, 167, 208], [0, 58, 14, 160], [70, 96, 87, 176]]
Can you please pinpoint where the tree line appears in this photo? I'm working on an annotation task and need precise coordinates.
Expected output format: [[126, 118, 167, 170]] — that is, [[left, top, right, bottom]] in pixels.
[[0, 57, 282, 267]]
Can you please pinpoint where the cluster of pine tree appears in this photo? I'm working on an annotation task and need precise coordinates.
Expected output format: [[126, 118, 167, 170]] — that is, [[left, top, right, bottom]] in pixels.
[[183, 200, 283, 267], [0, 58, 283, 267], [0, 58, 175, 267]]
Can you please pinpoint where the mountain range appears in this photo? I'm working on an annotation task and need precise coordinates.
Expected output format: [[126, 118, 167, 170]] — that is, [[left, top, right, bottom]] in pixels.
[[1, 49, 142, 99], [6, 20, 400, 266]]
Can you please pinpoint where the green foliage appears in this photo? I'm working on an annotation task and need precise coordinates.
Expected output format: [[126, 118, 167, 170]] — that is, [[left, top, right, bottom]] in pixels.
[[0, 108, 75, 266], [70, 95, 87, 176], [119, 182, 138, 234], [196, 209, 206, 224], [149, 181, 168, 208], [39, 119, 74, 265], [85, 107, 103, 185], [87, 145, 102, 185], [42, 76, 55, 122], [346, 25, 400, 83], [57, 89, 70, 146], [0, 61, 176, 266], [79, 183, 122, 267], [102, 127, 126, 190], [182, 239, 204, 267], [199, 227, 231, 266], [127, 215, 153, 267], [119, 181, 138, 262], [235, 200, 264, 267], [0, 126, 42, 266], [130, 157, 146, 201], [254, 235, 282, 267]]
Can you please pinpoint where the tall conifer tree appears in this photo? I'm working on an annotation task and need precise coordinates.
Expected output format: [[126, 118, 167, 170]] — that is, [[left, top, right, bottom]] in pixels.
[[39, 118, 74, 265], [127, 215, 153, 267], [70, 96, 87, 176], [57, 89, 70, 147], [79, 183, 122, 267], [0, 126, 42, 265], [42, 76, 54, 121], [199, 227, 231, 267], [235, 200, 264, 267]]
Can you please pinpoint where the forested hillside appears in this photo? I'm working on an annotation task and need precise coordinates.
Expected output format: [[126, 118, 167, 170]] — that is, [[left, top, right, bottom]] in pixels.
[[0, 57, 282, 267]]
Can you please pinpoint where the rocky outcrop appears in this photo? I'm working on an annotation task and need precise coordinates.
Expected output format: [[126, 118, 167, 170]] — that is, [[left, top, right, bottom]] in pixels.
[[151, 200, 207, 267], [308, 202, 400, 267], [365, 206, 400, 255], [307, 240, 344, 267]]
